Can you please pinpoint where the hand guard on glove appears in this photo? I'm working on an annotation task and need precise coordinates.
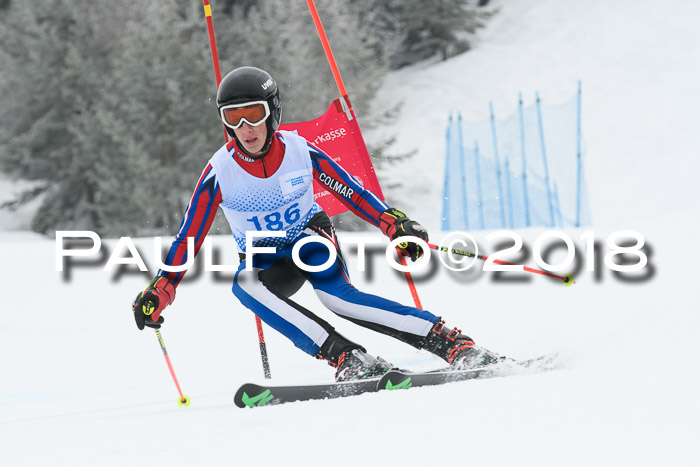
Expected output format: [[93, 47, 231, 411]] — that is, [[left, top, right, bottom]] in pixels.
[[132, 276, 176, 330], [379, 207, 429, 262]]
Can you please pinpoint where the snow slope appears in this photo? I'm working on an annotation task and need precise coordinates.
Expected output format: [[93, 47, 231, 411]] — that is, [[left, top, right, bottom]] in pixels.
[[373, 0, 700, 232], [2, 1, 699, 466]]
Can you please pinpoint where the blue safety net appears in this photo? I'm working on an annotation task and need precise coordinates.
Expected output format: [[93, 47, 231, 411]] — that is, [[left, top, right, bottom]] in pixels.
[[442, 85, 591, 231]]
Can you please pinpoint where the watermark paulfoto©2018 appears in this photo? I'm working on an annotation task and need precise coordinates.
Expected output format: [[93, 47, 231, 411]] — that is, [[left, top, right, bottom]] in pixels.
[[55, 230, 434, 274], [55, 230, 652, 282]]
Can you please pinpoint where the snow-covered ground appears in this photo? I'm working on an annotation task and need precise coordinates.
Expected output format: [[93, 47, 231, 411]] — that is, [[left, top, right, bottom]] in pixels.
[[373, 0, 700, 234], [2, 1, 699, 466]]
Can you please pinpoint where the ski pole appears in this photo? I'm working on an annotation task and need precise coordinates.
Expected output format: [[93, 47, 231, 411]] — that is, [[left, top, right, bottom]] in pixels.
[[155, 329, 191, 407], [201, 0, 272, 379], [428, 242, 575, 286]]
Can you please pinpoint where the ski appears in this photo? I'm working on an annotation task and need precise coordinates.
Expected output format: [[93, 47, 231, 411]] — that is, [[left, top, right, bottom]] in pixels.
[[378, 353, 559, 391], [234, 354, 558, 407], [234, 377, 381, 408]]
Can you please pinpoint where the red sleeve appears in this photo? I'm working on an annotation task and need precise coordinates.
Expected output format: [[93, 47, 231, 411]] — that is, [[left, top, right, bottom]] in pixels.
[[158, 163, 222, 287], [307, 143, 388, 227]]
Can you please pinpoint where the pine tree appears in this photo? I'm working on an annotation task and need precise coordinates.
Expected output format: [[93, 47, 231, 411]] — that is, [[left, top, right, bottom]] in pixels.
[[213, 0, 398, 123], [0, 1, 221, 236], [0, 0, 494, 236], [99, 0, 222, 236], [0, 1, 132, 233], [390, 0, 494, 66]]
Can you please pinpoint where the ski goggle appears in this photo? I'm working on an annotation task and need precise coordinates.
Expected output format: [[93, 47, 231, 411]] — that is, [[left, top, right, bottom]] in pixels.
[[219, 101, 271, 130]]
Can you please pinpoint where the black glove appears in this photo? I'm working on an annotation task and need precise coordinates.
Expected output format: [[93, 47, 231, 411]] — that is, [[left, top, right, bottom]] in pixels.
[[379, 207, 429, 262], [132, 276, 175, 330]]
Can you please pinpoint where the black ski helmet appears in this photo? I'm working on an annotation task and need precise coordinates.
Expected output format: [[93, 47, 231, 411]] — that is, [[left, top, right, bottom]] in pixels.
[[216, 66, 282, 154]]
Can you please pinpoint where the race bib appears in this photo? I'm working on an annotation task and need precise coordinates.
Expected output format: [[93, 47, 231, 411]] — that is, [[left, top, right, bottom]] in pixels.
[[279, 169, 313, 200]]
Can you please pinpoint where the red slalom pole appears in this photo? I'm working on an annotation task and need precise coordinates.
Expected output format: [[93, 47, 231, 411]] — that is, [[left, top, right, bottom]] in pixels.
[[256, 318, 272, 379], [305, 0, 351, 111], [428, 242, 575, 286], [201, 0, 272, 378], [155, 329, 191, 406], [398, 254, 423, 309], [305, 0, 425, 309], [202, 0, 229, 142]]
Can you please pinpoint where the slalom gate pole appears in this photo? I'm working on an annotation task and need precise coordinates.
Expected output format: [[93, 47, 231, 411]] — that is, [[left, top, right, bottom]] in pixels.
[[305, 0, 351, 110], [398, 254, 423, 309], [428, 242, 575, 286], [305, 0, 425, 309], [201, 0, 272, 379], [202, 0, 228, 141], [155, 329, 191, 407], [256, 320, 272, 379]]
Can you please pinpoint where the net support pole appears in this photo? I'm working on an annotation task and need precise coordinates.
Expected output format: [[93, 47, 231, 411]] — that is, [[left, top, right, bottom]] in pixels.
[[442, 113, 453, 231], [474, 141, 485, 230], [457, 113, 469, 230], [535, 92, 555, 227], [489, 102, 507, 228], [576, 80, 583, 227], [518, 92, 531, 227], [504, 157, 514, 228]]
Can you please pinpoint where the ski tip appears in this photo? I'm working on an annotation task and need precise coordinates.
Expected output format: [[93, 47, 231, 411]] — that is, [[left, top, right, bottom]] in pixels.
[[233, 394, 246, 409]]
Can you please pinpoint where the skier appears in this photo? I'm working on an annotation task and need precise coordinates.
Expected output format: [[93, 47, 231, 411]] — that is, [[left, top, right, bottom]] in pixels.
[[133, 66, 500, 381]]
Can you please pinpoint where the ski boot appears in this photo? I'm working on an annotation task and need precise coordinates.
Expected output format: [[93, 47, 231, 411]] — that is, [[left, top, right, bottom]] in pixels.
[[314, 331, 395, 382], [451, 345, 504, 370], [333, 348, 395, 382], [421, 320, 504, 370]]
